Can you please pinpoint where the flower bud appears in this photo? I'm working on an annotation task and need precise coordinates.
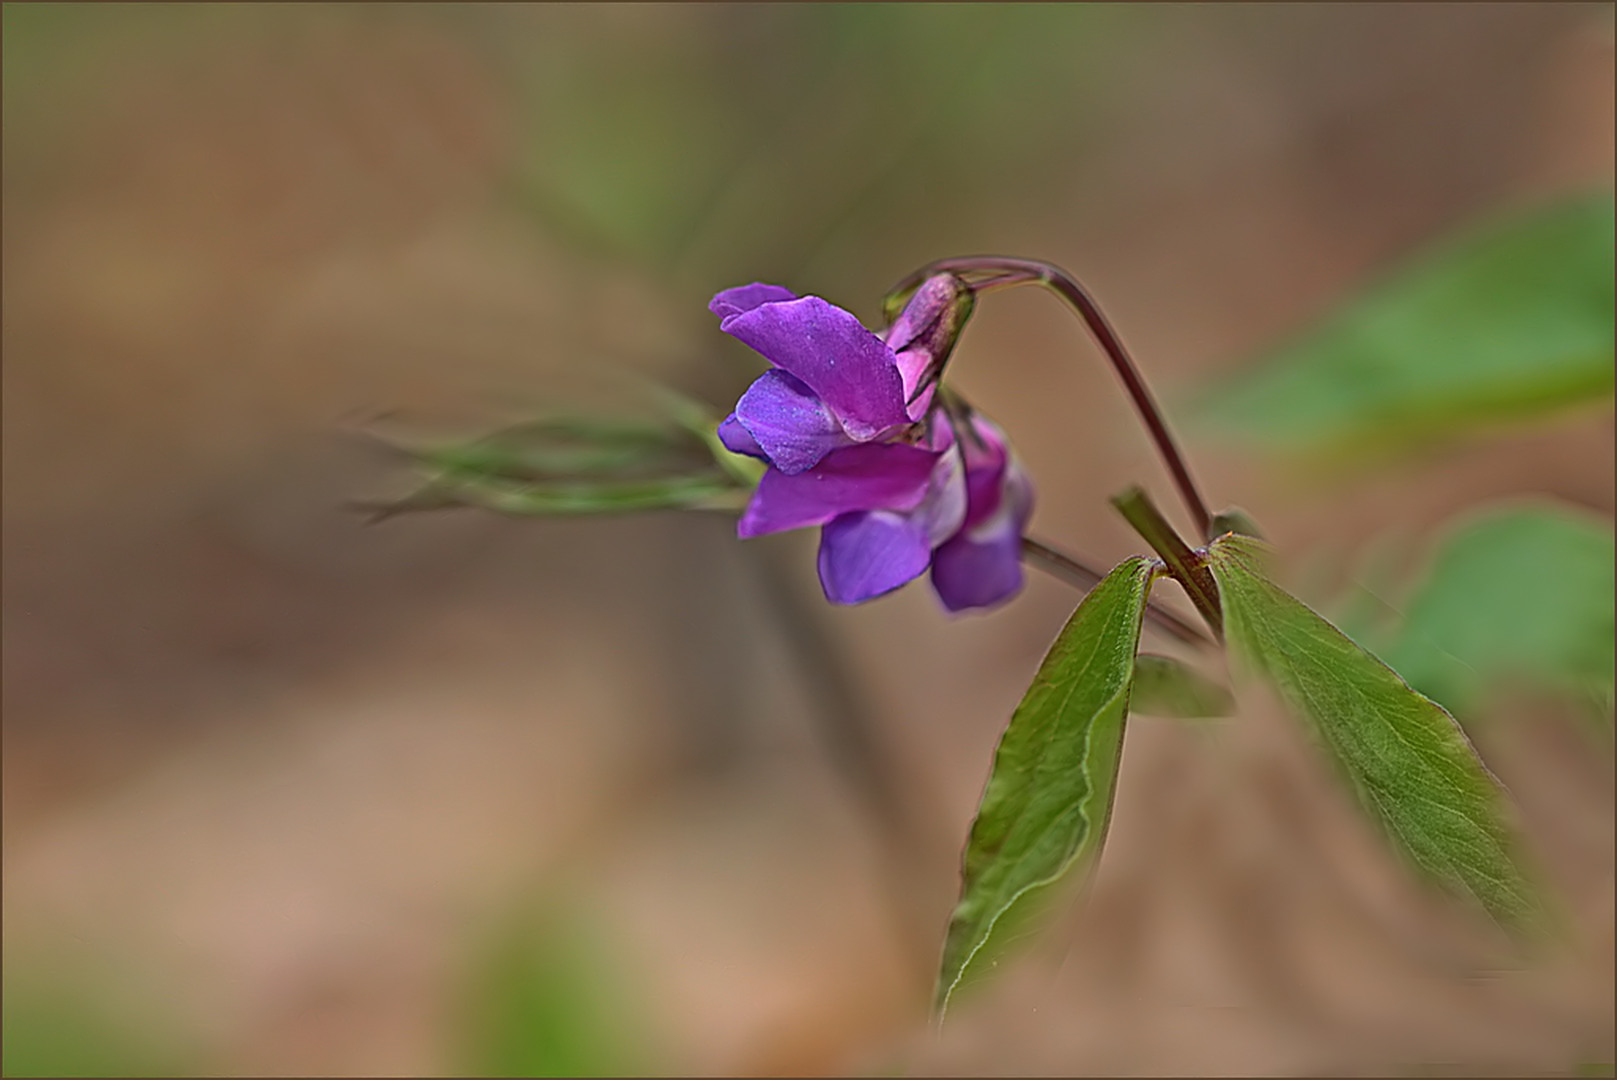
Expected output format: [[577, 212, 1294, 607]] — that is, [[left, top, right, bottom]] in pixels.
[[883, 274, 975, 420]]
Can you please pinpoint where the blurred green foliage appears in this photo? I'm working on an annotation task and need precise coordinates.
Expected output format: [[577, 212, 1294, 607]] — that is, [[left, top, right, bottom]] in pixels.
[[1130, 654, 1235, 719], [1374, 504, 1615, 721], [453, 897, 652, 1078], [491, 4, 1144, 287], [1194, 192, 1615, 461], [1197, 190, 1615, 728], [2, 965, 197, 1079], [365, 386, 762, 521]]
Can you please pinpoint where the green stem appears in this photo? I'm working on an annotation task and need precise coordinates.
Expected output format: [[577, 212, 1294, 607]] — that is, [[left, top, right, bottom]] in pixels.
[[1110, 485, 1223, 640], [1019, 535, 1213, 649]]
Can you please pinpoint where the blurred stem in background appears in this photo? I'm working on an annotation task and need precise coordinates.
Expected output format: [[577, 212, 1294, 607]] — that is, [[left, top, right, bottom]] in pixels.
[[742, 540, 950, 986]]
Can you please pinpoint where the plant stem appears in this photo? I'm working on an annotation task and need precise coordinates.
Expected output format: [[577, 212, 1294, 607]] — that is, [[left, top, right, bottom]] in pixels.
[[1110, 485, 1223, 640], [888, 256, 1213, 540], [1020, 535, 1213, 649]]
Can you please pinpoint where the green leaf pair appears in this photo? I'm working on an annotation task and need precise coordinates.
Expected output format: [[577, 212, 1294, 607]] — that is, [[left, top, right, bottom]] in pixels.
[[937, 534, 1539, 1019]]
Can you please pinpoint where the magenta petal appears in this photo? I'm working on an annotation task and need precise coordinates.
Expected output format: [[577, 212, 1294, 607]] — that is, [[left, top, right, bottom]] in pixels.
[[710, 283, 798, 321], [955, 412, 1020, 526], [717, 413, 766, 459], [733, 370, 850, 474], [736, 443, 939, 538], [892, 346, 937, 421], [931, 437, 1034, 612], [817, 511, 932, 604], [931, 526, 1026, 612], [720, 296, 909, 439]]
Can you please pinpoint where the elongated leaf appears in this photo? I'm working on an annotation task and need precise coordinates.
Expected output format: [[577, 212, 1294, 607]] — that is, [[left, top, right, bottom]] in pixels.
[[361, 405, 760, 522], [418, 418, 707, 482], [1382, 504, 1616, 719], [1131, 654, 1235, 719], [937, 556, 1154, 1019], [371, 471, 744, 521], [1207, 534, 1538, 928], [1195, 192, 1615, 458]]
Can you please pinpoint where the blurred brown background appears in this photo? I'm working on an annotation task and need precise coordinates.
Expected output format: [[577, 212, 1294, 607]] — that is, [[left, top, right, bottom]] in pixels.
[[3, 4, 1612, 1075]]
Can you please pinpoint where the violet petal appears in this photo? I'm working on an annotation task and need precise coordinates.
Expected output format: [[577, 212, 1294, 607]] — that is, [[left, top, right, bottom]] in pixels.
[[709, 283, 798, 321], [732, 370, 851, 475], [720, 296, 909, 439], [931, 437, 1034, 612], [930, 524, 1026, 612], [717, 413, 767, 459], [736, 443, 939, 538], [958, 415, 1012, 529], [817, 510, 933, 604]]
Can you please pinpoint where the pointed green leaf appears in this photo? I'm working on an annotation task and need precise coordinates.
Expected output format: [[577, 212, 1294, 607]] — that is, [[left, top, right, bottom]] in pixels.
[[1207, 534, 1538, 929], [1194, 192, 1615, 459], [1382, 503, 1615, 719], [361, 402, 762, 522], [937, 556, 1155, 1019], [417, 418, 705, 482], [1130, 654, 1235, 719], [382, 471, 744, 520]]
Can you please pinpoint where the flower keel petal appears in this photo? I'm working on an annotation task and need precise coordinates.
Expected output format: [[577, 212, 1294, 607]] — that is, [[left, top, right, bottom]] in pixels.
[[818, 511, 932, 604], [931, 436, 1034, 612], [717, 413, 766, 459], [931, 526, 1025, 612], [736, 443, 940, 538], [733, 370, 851, 475]]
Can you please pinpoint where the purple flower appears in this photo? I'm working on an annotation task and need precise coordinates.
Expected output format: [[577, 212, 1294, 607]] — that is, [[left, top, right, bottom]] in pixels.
[[714, 280, 1033, 611]]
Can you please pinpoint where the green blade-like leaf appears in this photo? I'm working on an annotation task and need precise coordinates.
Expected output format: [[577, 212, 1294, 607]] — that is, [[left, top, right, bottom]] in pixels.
[[1207, 534, 1539, 929], [364, 471, 744, 523], [1130, 654, 1235, 719], [1194, 192, 1616, 459], [360, 402, 763, 522], [936, 556, 1155, 1019], [1383, 503, 1616, 719], [418, 418, 705, 482]]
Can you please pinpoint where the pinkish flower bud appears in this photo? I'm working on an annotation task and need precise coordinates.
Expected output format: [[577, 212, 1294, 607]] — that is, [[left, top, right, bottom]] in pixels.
[[882, 274, 975, 421]]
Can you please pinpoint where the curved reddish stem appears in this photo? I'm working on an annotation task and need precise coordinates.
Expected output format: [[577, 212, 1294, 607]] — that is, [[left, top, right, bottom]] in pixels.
[[889, 257, 1213, 540]]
